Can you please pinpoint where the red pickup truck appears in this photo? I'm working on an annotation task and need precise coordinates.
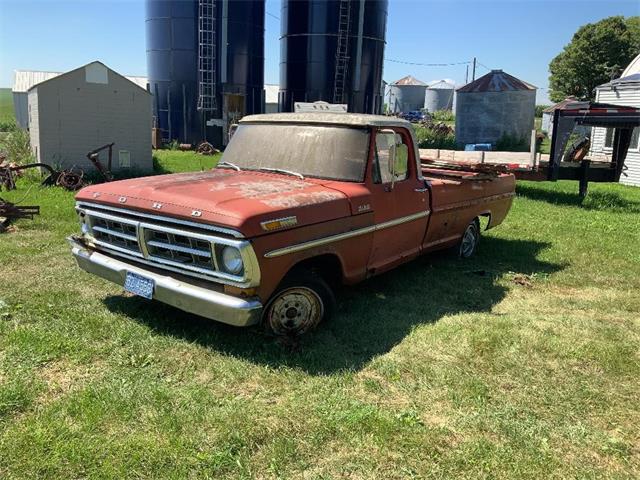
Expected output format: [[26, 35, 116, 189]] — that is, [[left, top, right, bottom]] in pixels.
[[70, 113, 515, 336]]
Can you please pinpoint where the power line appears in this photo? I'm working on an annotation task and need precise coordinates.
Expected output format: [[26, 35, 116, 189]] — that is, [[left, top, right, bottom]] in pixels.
[[385, 58, 471, 67], [266, 11, 280, 21]]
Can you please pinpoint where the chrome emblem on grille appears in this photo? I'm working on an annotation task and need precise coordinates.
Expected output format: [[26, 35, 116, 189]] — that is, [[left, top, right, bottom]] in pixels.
[[93, 192, 100, 198], [191, 210, 202, 217], [118, 196, 127, 204], [152, 202, 162, 210]]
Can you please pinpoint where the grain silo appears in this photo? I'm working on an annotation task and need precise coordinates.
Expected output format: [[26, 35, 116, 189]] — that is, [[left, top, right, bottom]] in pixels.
[[424, 79, 455, 113], [146, 0, 264, 147], [388, 75, 427, 113], [279, 0, 388, 114], [455, 69, 536, 148]]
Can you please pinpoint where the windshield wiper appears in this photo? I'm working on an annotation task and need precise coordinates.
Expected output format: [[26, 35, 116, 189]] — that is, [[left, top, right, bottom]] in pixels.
[[217, 161, 241, 171], [258, 167, 305, 180]]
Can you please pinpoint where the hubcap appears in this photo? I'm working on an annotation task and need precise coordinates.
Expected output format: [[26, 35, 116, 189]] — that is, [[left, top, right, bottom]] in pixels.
[[460, 225, 477, 257], [267, 287, 323, 336]]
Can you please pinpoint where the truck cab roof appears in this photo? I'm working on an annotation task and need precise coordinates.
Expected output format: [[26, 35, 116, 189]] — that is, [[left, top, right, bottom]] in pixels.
[[240, 112, 412, 128]]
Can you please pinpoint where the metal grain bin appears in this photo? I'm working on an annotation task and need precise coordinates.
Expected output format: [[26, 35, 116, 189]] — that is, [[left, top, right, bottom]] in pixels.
[[388, 75, 427, 113], [146, 0, 264, 146], [424, 79, 455, 113], [455, 70, 536, 148], [279, 0, 388, 114]]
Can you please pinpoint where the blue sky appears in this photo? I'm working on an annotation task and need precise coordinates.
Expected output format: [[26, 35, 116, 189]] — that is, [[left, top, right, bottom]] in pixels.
[[1, 0, 638, 104]]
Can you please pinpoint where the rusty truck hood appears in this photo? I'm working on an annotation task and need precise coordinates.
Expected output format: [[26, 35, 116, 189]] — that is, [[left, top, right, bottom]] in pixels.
[[75, 170, 354, 237]]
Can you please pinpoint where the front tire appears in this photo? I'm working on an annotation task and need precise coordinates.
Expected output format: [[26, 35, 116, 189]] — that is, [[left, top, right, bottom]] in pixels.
[[458, 219, 480, 258], [263, 271, 335, 337]]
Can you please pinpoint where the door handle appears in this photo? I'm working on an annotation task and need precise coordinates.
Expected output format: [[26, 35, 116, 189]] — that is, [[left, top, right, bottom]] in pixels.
[[414, 187, 428, 192]]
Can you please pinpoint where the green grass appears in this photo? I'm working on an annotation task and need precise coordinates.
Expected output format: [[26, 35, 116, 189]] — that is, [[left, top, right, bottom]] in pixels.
[[1, 154, 639, 478], [0, 88, 15, 124]]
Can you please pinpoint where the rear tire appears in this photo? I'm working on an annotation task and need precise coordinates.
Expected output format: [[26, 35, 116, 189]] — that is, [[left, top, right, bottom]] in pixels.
[[458, 219, 480, 258], [263, 270, 335, 337]]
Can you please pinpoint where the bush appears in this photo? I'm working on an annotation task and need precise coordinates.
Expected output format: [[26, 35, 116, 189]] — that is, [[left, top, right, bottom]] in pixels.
[[535, 105, 550, 118], [414, 126, 457, 150], [0, 119, 17, 132], [495, 133, 529, 152], [0, 128, 34, 165], [430, 110, 455, 122]]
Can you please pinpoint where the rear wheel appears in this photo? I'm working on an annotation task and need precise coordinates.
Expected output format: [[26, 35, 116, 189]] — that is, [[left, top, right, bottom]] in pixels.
[[263, 271, 335, 337], [458, 219, 480, 258]]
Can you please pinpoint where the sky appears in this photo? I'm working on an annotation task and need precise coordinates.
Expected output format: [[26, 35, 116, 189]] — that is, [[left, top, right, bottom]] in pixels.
[[1, 0, 638, 105]]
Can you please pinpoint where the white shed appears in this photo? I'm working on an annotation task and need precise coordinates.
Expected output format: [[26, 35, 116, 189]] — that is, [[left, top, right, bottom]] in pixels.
[[12, 69, 147, 130], [589, 54, 640, 187], [28, 61, 153, 172]]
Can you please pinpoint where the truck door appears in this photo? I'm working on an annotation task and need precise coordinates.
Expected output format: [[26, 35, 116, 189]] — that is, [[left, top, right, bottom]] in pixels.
[[367, 128, 430, 274]]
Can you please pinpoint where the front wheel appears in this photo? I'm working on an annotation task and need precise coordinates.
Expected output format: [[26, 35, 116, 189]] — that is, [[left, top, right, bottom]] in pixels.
[[263, 271, 335, 337], [458, 219, 480, 258]]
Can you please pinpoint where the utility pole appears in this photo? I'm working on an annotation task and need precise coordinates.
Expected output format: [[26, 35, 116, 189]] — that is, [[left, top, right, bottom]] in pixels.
[[465, 64, 469, 84], [472, 57, 477, 82]]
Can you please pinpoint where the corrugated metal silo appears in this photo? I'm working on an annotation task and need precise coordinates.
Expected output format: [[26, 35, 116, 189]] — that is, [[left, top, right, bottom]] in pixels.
[[424, 79, 455, 113], [388, 75, 427, 113], [279, 0, 388, 114], [146, 0, 264, 146], [455, 69, 536, 148]]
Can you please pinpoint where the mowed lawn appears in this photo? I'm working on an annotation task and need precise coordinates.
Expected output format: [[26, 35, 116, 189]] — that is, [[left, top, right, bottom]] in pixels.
[[0, 88, 14, 123], [1, 151, 639, 478]]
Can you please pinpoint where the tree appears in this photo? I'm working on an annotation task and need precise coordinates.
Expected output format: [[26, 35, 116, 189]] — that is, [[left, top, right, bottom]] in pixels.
[[548, 16, 640, 102]]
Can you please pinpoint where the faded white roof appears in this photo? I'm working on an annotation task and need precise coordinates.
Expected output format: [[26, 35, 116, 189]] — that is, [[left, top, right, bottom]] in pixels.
[[13, 67, 147, 93], [622, 53, 640, 77], [264, 84, 279, 104], [240, 112, 411, 128]]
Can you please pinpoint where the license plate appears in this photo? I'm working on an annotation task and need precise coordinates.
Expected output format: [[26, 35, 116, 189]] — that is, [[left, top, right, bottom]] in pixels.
[[124, 271, 155, 299]]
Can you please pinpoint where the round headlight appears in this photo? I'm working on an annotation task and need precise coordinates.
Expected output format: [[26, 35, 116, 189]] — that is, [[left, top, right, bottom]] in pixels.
[[221, 246, 243, 274]]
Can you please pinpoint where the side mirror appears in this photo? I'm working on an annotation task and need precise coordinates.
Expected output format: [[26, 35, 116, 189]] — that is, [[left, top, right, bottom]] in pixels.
[[377, 129, 397, 176]]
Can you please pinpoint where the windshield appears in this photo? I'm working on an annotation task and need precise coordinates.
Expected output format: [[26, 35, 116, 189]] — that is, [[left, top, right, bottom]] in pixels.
[[220, 123, 370, 182]]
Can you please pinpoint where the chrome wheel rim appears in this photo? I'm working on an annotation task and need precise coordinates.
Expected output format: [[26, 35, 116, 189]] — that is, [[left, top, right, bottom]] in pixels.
[[460, 225, 478, 257], [267, 287, 323, 336]]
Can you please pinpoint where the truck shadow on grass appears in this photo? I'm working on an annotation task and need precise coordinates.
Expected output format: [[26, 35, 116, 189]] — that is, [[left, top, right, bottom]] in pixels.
[[104, 237, 562, 375]]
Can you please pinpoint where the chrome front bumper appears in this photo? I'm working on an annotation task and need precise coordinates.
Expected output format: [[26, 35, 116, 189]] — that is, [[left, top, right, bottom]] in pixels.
[[68, 237, 263, 327]]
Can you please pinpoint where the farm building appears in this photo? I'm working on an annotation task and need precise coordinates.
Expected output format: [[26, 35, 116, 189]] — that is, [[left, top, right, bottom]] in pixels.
[[27, 61, 153, 173], [541, 96, 577, 136], [388, 76, 427, 113], [455, 69, 536, 149], [13, 69, 147, 130], [264, 84, 279, 113], [589, 54, 640, 187]]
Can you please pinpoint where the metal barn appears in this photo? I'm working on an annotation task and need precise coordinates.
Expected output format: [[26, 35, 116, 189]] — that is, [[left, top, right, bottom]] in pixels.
[[27, 61, 153, 172]]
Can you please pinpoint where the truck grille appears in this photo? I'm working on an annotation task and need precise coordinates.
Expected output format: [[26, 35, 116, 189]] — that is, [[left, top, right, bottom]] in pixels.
[[144, 228, 215, 271], [91, 217, 140, 254], [76, 202, 259, 287]]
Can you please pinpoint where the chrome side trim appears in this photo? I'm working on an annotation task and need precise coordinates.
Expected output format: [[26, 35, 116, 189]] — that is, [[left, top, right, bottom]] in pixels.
[[77, 201, 244, 238], [264, 210, 430, 258]]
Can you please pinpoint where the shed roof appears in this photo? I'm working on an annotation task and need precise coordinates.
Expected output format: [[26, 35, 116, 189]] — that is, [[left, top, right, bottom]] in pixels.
[[264, 84, 279, 104], [543, 96, 578, 113], [598, 73, 640, 89], [14, 62, 148, 93], [392, 75, 427, 86], [240, 112, 411, 128], [457, 69, 535, 93]]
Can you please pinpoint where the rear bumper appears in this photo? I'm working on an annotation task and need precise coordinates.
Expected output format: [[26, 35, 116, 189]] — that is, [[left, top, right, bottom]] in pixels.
[[68, 237, 263, 327]]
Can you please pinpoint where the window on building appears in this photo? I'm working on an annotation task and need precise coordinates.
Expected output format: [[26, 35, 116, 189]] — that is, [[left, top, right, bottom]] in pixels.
[[604, 127, 640, 150], [118, 150, 131, 168]]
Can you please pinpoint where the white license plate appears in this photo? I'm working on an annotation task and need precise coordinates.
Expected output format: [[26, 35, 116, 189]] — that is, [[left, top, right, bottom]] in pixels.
[[124, 271, 155, 299]]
